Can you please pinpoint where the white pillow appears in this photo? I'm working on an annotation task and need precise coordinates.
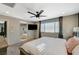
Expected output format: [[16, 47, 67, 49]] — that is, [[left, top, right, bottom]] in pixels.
[[72, 45, 79, 55]]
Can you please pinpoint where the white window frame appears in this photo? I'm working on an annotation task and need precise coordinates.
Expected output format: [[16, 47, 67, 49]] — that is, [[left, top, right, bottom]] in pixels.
[[41, 22, 59, 33]]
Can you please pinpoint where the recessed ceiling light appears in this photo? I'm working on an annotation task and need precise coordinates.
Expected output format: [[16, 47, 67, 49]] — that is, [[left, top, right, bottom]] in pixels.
[[62, 12, 65, 14]]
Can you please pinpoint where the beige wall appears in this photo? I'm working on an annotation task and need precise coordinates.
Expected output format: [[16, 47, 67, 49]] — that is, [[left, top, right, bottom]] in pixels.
[[0, 15, 21, 45], [0, 15, 38, 45], [20, 22, 38, 40], [63, 14, 78, 38]]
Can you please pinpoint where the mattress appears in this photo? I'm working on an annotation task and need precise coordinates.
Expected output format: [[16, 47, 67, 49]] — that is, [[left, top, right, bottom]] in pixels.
[[20, 37, 67, 55]]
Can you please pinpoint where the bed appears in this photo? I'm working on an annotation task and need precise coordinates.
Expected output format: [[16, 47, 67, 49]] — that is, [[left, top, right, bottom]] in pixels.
[[20, 37, 67, 55], [72, 45, 79, 55]]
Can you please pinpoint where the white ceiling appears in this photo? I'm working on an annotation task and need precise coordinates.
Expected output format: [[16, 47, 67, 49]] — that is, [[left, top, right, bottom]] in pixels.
[[0, 3, 79, 22]]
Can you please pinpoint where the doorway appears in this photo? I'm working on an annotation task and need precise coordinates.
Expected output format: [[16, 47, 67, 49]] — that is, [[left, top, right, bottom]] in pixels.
[[0, 21, 7, 37]]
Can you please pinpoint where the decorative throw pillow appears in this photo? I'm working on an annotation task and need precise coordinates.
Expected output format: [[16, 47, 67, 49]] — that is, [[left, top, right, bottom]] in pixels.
[[66, 37, 79, 54]]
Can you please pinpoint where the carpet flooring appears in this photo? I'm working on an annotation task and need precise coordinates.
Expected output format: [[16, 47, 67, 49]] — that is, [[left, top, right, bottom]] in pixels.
[[7, 41, 27, 55]]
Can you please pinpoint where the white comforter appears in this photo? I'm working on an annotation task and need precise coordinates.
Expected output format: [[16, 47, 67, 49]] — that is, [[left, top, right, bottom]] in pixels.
[[21, 37, 67, 55]]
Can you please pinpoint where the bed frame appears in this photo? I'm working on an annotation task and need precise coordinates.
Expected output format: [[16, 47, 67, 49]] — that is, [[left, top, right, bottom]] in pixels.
[[19, 47, 32, 55], [19, 47, 69, 55]]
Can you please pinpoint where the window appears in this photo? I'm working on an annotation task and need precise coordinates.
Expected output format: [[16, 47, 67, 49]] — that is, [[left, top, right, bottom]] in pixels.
[[41, 22, 59, 33], [45, 22, 54, 32], [54, 22, 59, 32]]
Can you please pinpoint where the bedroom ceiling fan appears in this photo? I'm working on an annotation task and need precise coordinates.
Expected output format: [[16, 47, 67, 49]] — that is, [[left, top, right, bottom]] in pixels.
[[27, 10, 46, 18]]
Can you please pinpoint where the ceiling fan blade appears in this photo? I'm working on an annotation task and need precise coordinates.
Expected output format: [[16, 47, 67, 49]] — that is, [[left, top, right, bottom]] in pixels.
[[40, 15, 46, 17], [28, 11, 36, 16], [39, 10, 44, 15], [30, 16, 35, 18]]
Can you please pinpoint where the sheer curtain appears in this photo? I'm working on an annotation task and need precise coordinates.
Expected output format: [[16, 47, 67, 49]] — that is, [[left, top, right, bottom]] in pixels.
[[41, 18, 59, 33]]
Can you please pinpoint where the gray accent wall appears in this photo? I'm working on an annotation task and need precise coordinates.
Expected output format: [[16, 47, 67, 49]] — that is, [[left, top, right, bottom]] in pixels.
[[41, 18, 59, 23]]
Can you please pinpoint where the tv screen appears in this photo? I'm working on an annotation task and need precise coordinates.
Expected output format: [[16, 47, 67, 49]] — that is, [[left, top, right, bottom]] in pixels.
[[28, 24, 37, 30]]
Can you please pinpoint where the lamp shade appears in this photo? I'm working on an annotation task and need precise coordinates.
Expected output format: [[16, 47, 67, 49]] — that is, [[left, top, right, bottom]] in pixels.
[[73, 27, 79, 32]]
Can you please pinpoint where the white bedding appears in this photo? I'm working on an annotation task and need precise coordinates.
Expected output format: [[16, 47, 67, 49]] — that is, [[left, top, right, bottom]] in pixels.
[[72, 45, 79, 55], [21, 37, 67, 55]]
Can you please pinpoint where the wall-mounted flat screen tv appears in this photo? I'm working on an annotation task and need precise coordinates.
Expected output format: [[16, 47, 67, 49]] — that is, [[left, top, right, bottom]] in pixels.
[[28, 24, 37, 30]]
